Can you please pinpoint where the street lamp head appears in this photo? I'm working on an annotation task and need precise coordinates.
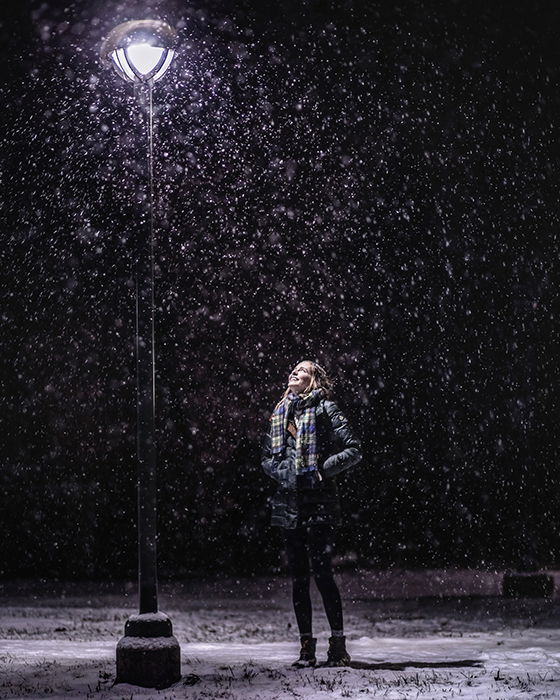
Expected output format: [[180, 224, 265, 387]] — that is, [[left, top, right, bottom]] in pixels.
[[100, 20, 178, 84]]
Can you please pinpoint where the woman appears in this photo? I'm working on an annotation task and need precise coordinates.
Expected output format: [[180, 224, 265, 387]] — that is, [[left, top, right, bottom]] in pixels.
[[261, 360, 362, 667]]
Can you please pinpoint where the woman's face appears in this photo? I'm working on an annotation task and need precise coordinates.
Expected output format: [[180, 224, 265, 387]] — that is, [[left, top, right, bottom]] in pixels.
[[287, 361, 313, 394]]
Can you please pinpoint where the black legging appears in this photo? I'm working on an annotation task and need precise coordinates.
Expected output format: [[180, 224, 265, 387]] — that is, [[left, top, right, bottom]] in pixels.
[[284, 525, 343, 636]]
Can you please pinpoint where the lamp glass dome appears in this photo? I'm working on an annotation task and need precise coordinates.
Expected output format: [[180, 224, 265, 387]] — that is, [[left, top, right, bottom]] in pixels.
[[101, 20, 178, 84]]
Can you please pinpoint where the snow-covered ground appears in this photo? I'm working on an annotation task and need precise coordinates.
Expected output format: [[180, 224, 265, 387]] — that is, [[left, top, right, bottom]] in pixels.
[[2, 570, 560, 699]]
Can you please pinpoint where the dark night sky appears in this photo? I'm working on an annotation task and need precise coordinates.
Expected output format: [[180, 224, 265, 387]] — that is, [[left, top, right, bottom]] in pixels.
[[1, 0, 559, 577]]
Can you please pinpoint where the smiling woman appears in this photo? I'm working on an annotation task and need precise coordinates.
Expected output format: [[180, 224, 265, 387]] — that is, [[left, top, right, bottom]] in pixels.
[[261, 361, 362, 668], [287, 361, 313, 395]]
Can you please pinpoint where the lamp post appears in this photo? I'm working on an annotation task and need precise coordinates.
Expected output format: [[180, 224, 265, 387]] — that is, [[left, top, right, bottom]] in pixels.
[[100, 20, 181, 689]]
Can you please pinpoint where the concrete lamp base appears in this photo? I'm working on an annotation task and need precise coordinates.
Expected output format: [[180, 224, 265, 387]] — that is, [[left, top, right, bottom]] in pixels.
[[502, 572, 555, 599], [115, 612, 181, 689]]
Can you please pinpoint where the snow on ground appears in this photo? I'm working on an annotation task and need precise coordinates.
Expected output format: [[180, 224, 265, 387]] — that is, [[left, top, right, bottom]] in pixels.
[[2, 570, 560, 699]]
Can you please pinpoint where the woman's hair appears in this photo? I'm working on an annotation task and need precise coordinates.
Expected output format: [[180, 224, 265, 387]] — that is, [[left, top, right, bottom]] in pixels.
[[282, 360, 334, 400]]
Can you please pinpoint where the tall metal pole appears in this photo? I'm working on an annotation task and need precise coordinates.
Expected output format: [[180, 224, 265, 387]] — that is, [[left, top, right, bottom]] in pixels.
[[116, 76, 181, 691], [135, 80, 158, 614]]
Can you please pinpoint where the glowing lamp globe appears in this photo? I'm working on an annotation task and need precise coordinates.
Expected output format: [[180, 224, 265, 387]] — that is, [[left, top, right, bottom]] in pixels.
[[100, 20, 177, 84]]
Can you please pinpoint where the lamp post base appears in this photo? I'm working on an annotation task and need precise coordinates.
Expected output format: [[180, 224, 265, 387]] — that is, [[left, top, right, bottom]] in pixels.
[[115, 612, 181, 689]]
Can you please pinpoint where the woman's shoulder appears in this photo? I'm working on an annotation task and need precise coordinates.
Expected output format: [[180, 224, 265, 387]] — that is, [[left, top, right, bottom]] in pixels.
[[320, 399, 341, 416], [321, 399, 355, 425]]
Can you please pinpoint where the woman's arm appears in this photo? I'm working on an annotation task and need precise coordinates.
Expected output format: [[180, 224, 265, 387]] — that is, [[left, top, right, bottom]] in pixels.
[[321, 401, 362, 479], [261, 427, 297, 490]]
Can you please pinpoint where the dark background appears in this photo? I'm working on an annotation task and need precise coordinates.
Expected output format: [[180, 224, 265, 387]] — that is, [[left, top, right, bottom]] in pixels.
[[1, 0, 558, 580]]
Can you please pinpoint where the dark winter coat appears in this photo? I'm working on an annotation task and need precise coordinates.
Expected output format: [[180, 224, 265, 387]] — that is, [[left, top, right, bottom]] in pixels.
[[261, 399, 362, 529]]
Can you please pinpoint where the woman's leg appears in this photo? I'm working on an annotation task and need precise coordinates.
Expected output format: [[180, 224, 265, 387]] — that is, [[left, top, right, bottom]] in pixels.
[[308, 525, 350, 665], [284, 527, 313, 636], [308, 525, 343, 634]]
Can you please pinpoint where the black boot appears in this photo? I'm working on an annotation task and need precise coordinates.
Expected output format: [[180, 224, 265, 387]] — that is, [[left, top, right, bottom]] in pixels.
[[292, 636, 317, 668], [326, 635, 350, 666]]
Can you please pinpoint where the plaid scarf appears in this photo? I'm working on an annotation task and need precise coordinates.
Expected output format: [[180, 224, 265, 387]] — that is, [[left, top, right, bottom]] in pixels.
[[270, 389, 324, 475]]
